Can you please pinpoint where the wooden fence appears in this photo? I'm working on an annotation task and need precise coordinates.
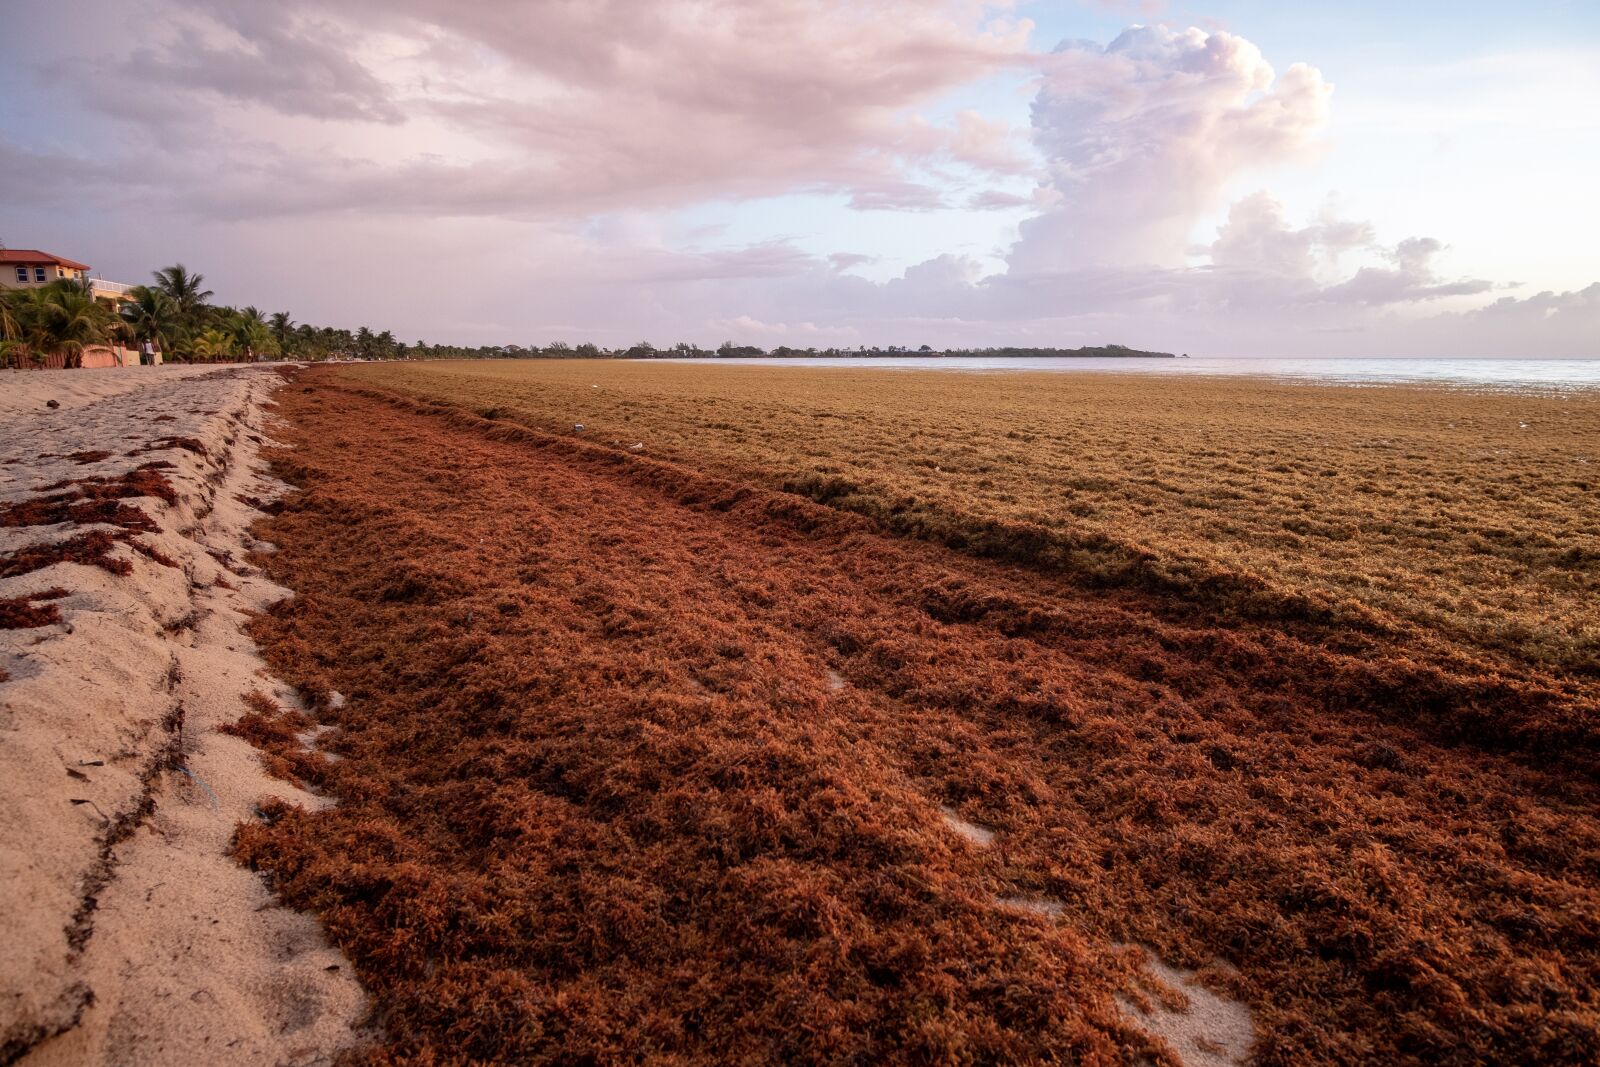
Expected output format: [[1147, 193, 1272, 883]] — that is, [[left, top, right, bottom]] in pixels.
[[3, 345, 159, 370]]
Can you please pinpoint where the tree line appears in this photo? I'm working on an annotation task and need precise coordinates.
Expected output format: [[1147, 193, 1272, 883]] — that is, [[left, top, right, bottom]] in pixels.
[[0, 263, 506, 367], [1, 261, 1172, 368], [582, 342, 1175, 360]]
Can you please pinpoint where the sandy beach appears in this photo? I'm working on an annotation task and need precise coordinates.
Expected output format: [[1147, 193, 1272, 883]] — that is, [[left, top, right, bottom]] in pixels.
[[9, 0, 1595, 1058], [0, 366, 366, 1065], [0, 366, 226, 418], [4, 360, 1596, 1066]]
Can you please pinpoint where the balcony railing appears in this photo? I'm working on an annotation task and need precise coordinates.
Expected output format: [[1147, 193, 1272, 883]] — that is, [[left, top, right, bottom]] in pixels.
[[88, 278, 136, 297]]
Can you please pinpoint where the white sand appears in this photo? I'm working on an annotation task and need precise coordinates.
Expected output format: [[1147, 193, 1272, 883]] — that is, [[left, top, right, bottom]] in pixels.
[[939, 806, 997, 848], [0, 365, 230, 417], [0, 366, 368, 1065], [1116, 944, 1254, 1067]]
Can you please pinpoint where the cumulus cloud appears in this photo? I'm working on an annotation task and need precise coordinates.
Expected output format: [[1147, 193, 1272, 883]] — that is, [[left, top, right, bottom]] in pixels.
[[829, 253, 877, 272], [932, 110, 1035, 176], [1208, 192, 1374, 280], [1185, 193, 1494, 310], [1320, 237, 1497, 306], [1337, 281, 1600, 359], [914, 23, 1528, 352], [1011, 24, 1332, 272], [2, 5, 1592, 357], [1469, 282, 1600, 329]]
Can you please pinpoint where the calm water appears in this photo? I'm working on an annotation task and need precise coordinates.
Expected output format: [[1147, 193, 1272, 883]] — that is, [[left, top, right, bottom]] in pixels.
[[658, 357, 1600, 392]]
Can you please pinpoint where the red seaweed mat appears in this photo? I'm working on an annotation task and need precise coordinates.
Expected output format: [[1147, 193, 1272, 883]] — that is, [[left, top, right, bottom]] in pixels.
[[234, 375, 1600, 1066]]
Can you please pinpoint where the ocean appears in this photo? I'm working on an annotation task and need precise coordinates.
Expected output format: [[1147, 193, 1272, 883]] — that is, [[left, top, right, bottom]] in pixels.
[[656, 356, 1600, 392]]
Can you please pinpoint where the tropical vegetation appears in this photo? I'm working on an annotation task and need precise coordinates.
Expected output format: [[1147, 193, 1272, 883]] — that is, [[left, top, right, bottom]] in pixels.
[[0, 280, 127, 368], [2, 261, 470, 367], [3, 258, 1172, 368]]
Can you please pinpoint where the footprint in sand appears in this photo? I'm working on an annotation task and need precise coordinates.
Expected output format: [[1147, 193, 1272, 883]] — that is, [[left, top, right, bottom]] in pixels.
[[937, 801, 1254, 1066], [1115, 946, 1253, 1067]]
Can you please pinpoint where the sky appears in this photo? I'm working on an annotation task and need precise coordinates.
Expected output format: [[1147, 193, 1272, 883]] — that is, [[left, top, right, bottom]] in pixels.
[[2, 0, 1597, 356]]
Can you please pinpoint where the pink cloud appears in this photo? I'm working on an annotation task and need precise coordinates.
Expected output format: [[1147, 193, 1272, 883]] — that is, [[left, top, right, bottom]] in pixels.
[[1011, 24, 1333, 272], [1080, 0, 1170, 14], [968, 190, 1034, 210], [49, 0, 1033, 219], [949, 110, 1030, 171], [5, 6, 1593, 358], [1208, 191, 1375, 279]]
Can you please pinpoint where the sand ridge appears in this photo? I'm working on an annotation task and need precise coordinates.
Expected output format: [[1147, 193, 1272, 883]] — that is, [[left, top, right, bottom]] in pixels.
[[0, 366, 368, 1065]]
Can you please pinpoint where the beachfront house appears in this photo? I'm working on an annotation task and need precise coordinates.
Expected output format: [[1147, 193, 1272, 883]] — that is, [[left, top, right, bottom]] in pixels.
[[0, 248, 154, 368], [0, 248, 138, 309]]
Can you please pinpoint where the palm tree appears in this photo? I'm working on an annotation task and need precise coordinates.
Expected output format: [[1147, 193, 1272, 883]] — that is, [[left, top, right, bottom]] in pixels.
[[320, 326, 353, 360], [152, 264, 214, 320], [191, 327, 235, 363], [269, 311, 295, 352], [223, 308, 275, 361], [0, 289, 20, 364], [0, 288, 31, 368], [120, 286, 182, 361], [20, 283, 113, 367]]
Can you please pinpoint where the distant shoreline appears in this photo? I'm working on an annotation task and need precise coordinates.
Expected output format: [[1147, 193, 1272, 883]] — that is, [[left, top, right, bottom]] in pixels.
[[640, 352, 1180, 360], [623, 345, 1179, 360]]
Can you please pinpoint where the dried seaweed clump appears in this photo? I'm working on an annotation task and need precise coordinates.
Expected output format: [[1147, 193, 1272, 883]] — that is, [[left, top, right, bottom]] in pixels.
[[0, 587, 69, 629], [220, 689, 329, 787], [134, 435, 208, 458], [0, 464, 183, 579], [1, 465, 180, 530], [0, 529, 176, 579]]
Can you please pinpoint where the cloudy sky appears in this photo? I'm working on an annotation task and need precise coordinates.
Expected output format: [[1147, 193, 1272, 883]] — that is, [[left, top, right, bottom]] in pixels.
[[3, 0, 1597, 355]]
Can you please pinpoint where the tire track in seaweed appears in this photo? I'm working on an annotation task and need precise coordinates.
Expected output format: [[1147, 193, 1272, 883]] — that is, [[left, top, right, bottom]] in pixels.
[[234, 375, 1600, 1066]]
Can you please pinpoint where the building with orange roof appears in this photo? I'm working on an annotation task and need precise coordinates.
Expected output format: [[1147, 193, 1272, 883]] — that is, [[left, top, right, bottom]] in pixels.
[[0, 248, 138, 309]]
